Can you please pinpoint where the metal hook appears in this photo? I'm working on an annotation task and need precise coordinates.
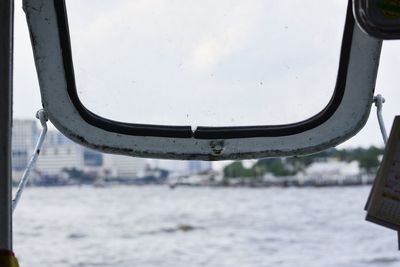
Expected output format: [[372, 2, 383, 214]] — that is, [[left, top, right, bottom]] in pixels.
[[373, 94, 388, 144]]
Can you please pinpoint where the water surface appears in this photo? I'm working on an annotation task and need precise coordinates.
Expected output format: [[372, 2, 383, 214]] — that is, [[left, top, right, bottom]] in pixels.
[[13, 186, 400, 267]]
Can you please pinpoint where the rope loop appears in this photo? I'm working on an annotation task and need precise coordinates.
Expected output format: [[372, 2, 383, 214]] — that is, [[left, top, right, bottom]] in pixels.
[[12, 109, 48, 212]]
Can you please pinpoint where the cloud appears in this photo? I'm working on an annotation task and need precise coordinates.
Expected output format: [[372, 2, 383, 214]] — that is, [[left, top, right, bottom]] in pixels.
[[192, 28, 241, 71]]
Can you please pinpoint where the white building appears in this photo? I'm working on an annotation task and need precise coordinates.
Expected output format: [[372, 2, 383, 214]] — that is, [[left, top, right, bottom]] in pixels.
[[188, 161, 212, 174], [12, 120, 147, 178], [102, 154, 147, 178], [12, 120, 39, 172], [36, 131, 147, 178], [36, 130, 86, 175], [304, 159, 360, 176], [152, 159, 212, 175]]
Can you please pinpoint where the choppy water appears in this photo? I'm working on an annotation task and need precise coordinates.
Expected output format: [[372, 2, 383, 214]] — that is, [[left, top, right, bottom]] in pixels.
[[13, 186, 400, 267]]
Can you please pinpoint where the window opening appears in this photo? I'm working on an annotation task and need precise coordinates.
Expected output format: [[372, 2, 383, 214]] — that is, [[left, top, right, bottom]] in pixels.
[[65, 0, 348, 128]]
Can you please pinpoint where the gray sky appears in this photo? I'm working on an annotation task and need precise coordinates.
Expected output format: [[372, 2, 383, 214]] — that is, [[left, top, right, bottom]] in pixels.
[[13, 0, 400, 153]]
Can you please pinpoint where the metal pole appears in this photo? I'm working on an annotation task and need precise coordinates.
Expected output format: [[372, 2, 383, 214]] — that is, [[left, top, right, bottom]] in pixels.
[[0, 0, 14, 251]]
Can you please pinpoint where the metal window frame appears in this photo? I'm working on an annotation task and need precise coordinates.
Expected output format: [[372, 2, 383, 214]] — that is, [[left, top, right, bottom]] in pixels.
[[353, 0, 400, 40], [23, 0, 382, 160]]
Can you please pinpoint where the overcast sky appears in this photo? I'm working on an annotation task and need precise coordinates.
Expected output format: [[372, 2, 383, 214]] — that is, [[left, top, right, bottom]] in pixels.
[[12, 0, 400, 157]]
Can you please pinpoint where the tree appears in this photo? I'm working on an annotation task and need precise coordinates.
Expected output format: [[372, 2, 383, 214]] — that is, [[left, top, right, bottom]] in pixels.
[[222, 146, 384, 179], [223, 162, 257, 178], [358, 146, 382, 173], [254, 158, 295, 177]]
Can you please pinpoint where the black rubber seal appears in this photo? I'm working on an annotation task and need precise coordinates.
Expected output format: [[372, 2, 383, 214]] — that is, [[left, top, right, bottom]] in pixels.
[[54, 0, 354, 139]]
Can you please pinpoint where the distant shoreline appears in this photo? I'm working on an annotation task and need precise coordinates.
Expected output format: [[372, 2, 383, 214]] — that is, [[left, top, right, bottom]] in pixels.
[[16, 175, 375, 189]]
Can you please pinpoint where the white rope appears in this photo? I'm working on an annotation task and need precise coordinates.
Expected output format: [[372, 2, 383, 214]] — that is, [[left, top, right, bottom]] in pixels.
[[373, 94, 388, 144], [12, 109, 48, 212]]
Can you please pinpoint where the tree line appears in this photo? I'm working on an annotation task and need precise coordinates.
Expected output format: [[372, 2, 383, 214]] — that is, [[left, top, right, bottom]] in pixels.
[[223, 146, 384, 178]]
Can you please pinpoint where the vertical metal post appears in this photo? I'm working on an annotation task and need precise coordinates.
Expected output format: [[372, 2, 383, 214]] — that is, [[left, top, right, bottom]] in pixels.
[[0, 0, 14, 251]]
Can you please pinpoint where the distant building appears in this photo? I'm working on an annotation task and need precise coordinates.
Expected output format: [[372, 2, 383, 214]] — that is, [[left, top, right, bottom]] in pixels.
[[153, 159, 212, 175], [12, 119, 214, 180], [11, 119, 147, 179], [102, 154, 147, 178], [154, 160, 187, 174], [36, 131, 148, 178], [12, 119, 39, 172], [36, 130, 86, 175], [304, 159, 360, 176], [188, 161, 212, 174]]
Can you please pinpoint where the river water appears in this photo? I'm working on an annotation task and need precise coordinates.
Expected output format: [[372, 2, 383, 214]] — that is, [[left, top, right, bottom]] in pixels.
[[12, 186, 400, 267]]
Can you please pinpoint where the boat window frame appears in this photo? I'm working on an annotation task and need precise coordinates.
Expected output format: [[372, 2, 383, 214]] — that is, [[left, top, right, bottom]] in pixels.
[[23, 0, 382, 160], [353, 0, 400, 40]]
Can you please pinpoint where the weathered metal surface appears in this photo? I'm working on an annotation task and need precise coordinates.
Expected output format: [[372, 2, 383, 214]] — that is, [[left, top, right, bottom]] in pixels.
[[24, 0, 382, 160], [0, 0, 14, 250]]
